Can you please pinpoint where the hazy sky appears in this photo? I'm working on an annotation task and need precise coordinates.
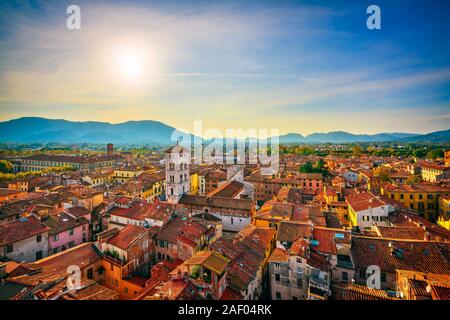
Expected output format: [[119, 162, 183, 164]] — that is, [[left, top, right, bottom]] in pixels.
[[0, 0, 449, 136]]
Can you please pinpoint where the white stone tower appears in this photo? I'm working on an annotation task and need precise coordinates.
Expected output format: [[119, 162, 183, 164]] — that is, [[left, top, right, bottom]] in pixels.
[[165, 142, 191, 204]]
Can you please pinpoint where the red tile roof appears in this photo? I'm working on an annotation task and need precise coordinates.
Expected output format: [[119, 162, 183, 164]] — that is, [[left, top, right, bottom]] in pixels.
[[107, 224, 148, 250], [375, 226, 425, 241], [312, 227, 351, 255], [207, 180, 244, 198], [268, 248, 289, 263], [331, 283, 399, 300], [8, 243, 101, 286], [351, 237, 450, 274], [346, 191, 387, 212], [0, 216, 49, 246], [383, 183, 449, 193], [220, 286, 243, 300]]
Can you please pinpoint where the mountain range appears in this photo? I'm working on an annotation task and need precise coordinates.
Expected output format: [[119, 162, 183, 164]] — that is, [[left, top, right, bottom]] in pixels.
[[0, 117, 449, 145]]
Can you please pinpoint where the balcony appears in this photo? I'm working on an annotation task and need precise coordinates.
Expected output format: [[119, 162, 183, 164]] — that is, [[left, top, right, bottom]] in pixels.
[[309, 269, 329, 292], [336, 255, 354, 269]]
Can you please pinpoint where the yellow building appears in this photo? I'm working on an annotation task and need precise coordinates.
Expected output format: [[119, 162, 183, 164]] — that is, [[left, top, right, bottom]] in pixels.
[[82, 170, 114, 188], [381, 184, 449, 220], [421, 163, 448, 183], [102, 257, 146, 300], [132, 172, 166, 202], [439, 194, 450, 215], [438, 195, 450, 230], [253, 200, 294, 228], [114, 180, 156, 202], [438, 216, 450, 230], [190, 172, 199, 195], [8, 180, 29, 192], [113, 167, 145, 183], [150, 179, 165, 202]]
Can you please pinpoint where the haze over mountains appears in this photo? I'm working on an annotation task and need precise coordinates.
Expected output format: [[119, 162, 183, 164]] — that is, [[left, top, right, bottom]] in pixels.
[[0, 117, 449, 145]]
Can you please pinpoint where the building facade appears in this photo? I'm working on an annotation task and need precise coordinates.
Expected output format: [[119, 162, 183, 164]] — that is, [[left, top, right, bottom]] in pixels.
[[165, 144, 191, 204]]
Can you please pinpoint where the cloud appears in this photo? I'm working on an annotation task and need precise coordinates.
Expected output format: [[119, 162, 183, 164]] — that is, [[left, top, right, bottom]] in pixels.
[[0, 0, 449, 135]]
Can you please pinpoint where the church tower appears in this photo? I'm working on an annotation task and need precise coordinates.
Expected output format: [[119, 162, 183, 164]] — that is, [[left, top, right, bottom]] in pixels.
[[165, 142, 191, 203]]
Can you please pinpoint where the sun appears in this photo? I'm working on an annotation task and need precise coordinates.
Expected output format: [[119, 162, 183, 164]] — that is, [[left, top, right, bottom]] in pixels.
[[106, 41, 165, 87], [115, 49, 144, 79]]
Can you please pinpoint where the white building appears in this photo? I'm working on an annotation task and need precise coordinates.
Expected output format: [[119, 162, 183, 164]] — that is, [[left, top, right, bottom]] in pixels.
[[343, 171, 359, 183], [0, 216, 49, 262], [165, 143, 191, 204], [346, 191, 393, 229]]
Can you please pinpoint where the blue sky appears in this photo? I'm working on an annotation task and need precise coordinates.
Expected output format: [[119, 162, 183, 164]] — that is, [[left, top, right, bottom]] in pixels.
[[0, 0, 449, 135]]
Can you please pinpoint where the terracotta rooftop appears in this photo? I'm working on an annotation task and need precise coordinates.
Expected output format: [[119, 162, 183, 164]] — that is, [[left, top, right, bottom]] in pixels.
[[331, 283, 399, 300], [43, 213, 89, 235], [184, 250, 230, 275], [311, 227, 351, 255], [207, 180, 244, 198], [346, 191, 387, 212], [351, 237, 450, 274], [0, 216, 49, 246], [276, 221, 313, 243], [375, 226, 426, 241], [156, 215, 185, 244], [109, 201, 155, 221], [238, 225, 276, 257], [383, 183, 449, 193], [8, 243, 101, 286], [60, 280, 119, 300], [107, 224, 148, 251], [179, 195, 254, 213], [0, 188, 24, 196], [220, 286, 243, 300], [268, 248, 289, 263], [66, 206, 90, 218], [276, 187, 303, 204], [204, 169, 227, 180]]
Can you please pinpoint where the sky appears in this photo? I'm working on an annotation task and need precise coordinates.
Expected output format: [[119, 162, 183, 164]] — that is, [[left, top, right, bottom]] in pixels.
[[0, 0, 449, 137]]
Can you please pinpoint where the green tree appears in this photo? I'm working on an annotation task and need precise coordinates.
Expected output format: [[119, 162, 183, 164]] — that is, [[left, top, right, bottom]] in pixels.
[[316, 159, 325, 170], [0, 160, 13, 173], [299, 160, 330, 176], [352, 145, 362, 157], [413, 149, 427, 158], [374, 167, 391, 182], [426, 149, 444, 160], [299, 162, 315, 173], [406, 174, 421, 185]]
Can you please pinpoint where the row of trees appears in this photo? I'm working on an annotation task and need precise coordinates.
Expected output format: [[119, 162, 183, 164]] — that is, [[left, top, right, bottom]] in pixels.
[[373, 166, 422, 185], [281, 143, 447, 160], [0, 160, 13, 174], [0, 165, 77, 183], [299, 160, 330, 176]]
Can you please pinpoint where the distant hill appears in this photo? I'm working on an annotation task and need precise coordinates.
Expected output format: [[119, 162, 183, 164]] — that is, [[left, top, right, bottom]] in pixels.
[[279, 131, 420, 144], [0, 117, 447, 144], [397, 129, 450, 143], [0, 117, 188, 145], [278, 133, 305, 144]]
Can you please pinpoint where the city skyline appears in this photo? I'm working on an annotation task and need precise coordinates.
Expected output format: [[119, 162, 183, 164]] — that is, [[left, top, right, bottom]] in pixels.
[[0, 0, 450, 135]]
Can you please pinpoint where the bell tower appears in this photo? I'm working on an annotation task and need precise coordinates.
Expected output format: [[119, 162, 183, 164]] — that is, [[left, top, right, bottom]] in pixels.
[[165, 142, 190, 203]]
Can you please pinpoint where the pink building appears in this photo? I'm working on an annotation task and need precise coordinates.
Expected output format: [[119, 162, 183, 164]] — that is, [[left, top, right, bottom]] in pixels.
[[43, 213, 90, 255]]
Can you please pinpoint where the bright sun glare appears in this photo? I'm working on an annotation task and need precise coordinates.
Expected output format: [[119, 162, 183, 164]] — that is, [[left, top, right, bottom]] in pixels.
[[115, 49, 144, 79]]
